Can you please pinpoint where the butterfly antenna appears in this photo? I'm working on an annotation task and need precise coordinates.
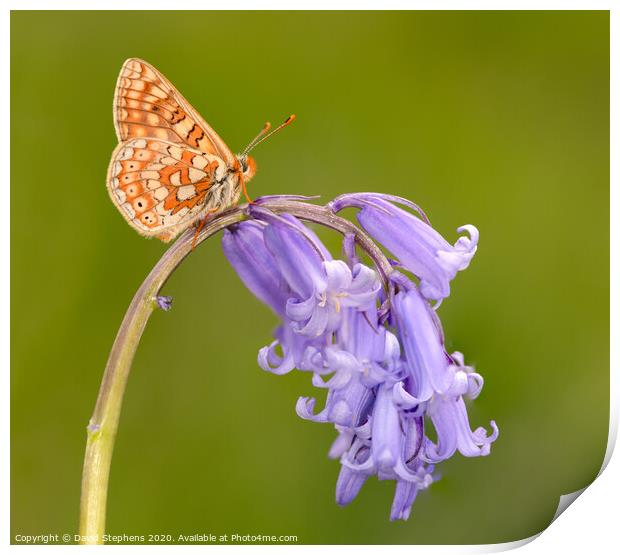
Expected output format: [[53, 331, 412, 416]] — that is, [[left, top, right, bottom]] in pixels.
[[242, 114, 296, 156], [242, 121, 272, 155]]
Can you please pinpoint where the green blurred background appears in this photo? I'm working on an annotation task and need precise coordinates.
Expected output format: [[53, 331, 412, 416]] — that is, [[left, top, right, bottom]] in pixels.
[[11, 11, 609, 545]]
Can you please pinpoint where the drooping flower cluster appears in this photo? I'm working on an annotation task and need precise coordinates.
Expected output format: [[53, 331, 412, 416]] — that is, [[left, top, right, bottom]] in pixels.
[[222, 193, 498, 521]]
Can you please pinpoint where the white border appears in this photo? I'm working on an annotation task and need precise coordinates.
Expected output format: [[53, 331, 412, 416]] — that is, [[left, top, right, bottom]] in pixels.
[[5, 3, 616, 552], [3, 1, 619, 9]]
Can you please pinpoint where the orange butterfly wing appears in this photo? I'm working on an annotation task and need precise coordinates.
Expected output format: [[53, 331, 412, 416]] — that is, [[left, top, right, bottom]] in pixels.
[[113, 58, 236, 166], [107, 138, 239, 242], [109, 59, 244, 242]]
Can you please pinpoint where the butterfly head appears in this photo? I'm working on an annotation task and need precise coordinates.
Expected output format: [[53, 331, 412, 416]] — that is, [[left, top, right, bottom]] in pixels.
[[238, 154, 257, 182]]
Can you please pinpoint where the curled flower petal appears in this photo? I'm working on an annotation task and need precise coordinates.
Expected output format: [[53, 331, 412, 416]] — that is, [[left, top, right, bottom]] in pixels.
[[291, 303, 329, 337], [444, 368, 470, 397], [342, 450, 375, 474], [342, 264, 381, 309], [311, 364, 353, 390], [394, 457, 429, 484], [450, 352, 485, 399], [285, 294, 317, 322], [257, 324, 321, 375], [473, 421, 500, 451], [425, 396, 499, 462], [455, 225, 479, 256], [295, 396, 328, 422], [392, 381, 424, 408], [348, 263, 379, 294], [359, 361, 391, 387], [322, 348, 361, 378], [354, 197, 478, 300], [466, 372, 484, 400], [257, 340, 296, 375], [435, 225, 478, 277]]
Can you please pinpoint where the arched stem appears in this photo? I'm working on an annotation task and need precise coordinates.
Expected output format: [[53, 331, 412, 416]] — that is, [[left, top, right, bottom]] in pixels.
[[78, 198, 392, 544]]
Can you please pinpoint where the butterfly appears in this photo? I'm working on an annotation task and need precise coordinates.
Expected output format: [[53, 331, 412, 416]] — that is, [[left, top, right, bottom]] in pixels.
[[107, 58, 294, 243]]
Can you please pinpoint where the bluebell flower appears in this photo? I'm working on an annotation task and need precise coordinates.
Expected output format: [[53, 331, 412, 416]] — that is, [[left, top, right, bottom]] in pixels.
[[222, 220, 289, 316], [331, 193, 479, 301], [296, 306, 398, 427], [423, 352, 499, 462], [222, 195, 497, 521], [222, 214, 381, 374], [334, 382, 435, 521], [259, 213, 380, 338], [391, 282, 454, 402], [222, 219, 318, 375]]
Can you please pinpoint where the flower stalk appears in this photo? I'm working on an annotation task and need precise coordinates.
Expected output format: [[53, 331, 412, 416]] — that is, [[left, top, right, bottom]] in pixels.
[[79, 198, 394, 544]]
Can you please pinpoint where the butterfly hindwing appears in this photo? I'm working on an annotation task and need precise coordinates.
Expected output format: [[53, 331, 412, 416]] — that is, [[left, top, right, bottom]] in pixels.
[[113, 58, 236, 165], [107, 138, 237, 241]]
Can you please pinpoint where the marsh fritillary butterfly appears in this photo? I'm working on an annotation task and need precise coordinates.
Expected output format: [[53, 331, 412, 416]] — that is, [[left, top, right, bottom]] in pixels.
[[107, 58, 294, 242]]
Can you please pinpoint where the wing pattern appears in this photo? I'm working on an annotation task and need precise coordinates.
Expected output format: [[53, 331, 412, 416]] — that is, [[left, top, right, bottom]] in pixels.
[[107, 138, 237, 241], [114, 58, 235, 164]]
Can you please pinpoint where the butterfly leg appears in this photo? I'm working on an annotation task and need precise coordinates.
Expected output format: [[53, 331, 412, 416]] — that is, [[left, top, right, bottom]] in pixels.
[[242, 180, 254, 205], [191, 208, 221, 251], [191, 218, 207, 251]]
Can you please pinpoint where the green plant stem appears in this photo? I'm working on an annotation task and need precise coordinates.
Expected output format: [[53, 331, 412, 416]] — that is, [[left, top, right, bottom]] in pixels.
[[78, 208, 245, 544], [78, 199, 391, 544]]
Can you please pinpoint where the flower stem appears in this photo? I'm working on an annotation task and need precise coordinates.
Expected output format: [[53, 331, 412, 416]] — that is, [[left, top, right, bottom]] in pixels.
[[78, 198, 392, 543], [78, 209, 245, 544]]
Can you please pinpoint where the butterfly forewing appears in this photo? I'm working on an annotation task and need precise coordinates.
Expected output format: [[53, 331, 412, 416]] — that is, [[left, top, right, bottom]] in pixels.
[[114, 58, 236, 165], [107, 138, 236, 241]]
